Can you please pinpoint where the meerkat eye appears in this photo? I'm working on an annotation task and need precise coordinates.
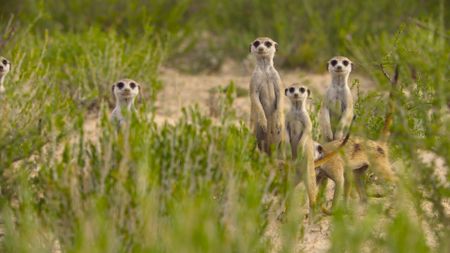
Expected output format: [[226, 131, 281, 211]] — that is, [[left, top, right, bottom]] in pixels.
[[253, 41, 260, 47], [1, 60, 7, 65], [330, 60, 338, 66], [300, 87, 305, 93], [130, 82, 136, 89], [342, 60, 349, 66], [264, 41, 272, 47], [289, 87, 295, 93], [117, 82, 125, 89]]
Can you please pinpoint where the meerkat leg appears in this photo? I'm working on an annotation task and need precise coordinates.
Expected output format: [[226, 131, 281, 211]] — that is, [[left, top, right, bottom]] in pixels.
[[256, 125, 268, 153], [304, 148, 318, 211], [344, 168, 353, 202], [354, 164, 369, 202], [316, 171, 328, 205]]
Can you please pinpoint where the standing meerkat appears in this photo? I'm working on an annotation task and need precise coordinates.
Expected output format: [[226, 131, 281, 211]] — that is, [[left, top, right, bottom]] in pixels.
[[284, 83, 317, 209], [111, 79, 141, 126], [320, 56, 354, 141], [0, 57, 11, 94], [249, 37, 284, 155]]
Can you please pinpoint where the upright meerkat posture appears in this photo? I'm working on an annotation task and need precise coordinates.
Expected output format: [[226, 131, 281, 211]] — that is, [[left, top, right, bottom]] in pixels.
[[249, 37, 284, 155], [111, 79, 140, 126], [320, 56, 354, 141], [0, 57, 11, 94], [284, 83, 317, 209]]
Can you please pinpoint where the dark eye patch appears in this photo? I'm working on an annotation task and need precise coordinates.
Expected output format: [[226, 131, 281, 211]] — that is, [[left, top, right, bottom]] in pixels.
[[289, 87, 295, 93], [264, 41, 272, 47], [342, 60, 349, 66], [117, 82, 125, 89], [300, 87, 305, 93], [330, 60, 338, 66], [253, 41, 260, 47], [1, 59, 7, 65], [130, 82, 136, 89]]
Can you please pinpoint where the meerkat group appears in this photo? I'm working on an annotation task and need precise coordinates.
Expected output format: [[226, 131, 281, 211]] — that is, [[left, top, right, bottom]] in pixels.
[[248, 38, 397, 213], [1, 37, 397, 215]]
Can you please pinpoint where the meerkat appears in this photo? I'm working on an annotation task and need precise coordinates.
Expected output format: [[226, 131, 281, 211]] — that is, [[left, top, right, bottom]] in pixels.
[[315, 67, 399, 205], [0, 57, 11, 94], [320, 56, 354, 142], [284, 83, 317, 209], [111, 79, 140, 126], [249, 37, 284, 155]]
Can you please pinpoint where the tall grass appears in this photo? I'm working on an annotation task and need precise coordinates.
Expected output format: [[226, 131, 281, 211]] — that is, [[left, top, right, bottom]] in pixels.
[[0, 1, 448, 252]]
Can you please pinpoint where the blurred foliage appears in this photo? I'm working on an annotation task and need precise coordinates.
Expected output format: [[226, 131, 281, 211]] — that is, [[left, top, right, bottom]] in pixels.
[[0, 0, 448, 252]]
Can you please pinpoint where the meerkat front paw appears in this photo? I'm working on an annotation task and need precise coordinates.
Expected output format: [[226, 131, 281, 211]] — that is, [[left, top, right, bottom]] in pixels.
[[258, 117, 268, 131]]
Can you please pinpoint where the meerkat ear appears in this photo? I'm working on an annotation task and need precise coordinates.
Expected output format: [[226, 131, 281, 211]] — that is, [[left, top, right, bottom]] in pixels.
[[249, 44, 252, 52], [326, 62, 329, 71], [307, 89, 311, 97], [284, 88, 288, 96], [138, 84, 143, 103], [111, 84, 115, 94], [275, 42, 279, 52]]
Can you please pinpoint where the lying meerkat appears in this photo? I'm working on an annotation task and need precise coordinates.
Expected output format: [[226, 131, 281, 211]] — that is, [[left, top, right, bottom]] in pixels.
[[315, 67, 399, 205], [249, 37, 284, 155], [320, 56, 354, 142], [111, 79, 140, 126], [0, 56, 11, 94], [284, 83, 317, 209]]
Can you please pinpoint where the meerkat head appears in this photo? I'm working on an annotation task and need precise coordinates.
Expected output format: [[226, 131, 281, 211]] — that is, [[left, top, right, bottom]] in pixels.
[[313, 141, 324, 160], [249, 37, 278, 58], [284, 83, 311, 104], [327, 56, 352, 75], [112, 79, 140, 104], [0, 57, 11, 77]]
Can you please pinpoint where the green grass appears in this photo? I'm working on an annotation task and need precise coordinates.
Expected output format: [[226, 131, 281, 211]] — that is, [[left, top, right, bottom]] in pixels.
[[0, 1, 449, 252]]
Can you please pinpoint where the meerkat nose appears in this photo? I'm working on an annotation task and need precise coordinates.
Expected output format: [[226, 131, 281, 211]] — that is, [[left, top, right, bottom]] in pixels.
[[337, 66, 343, 70], [258, 47, 264, 52], [294, 94, 299, 98]]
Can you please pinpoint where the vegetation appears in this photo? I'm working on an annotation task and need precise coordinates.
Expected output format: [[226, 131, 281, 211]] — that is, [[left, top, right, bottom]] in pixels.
[[0, 0, 448, 252]]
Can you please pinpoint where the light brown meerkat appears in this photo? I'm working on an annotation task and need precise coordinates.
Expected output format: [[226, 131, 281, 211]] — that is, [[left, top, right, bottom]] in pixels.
[[315, 67, 399, 205], [0, 56, 11, 94], [284, 83, 317, 209], [320, 56, 354, 142], [249, 37, 284, 155], [111, 79, 141, 126]]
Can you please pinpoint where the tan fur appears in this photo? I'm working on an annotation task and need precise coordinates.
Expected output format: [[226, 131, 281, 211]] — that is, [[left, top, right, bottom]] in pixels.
[[320, 56, 354, 142], [111, 79, 140, 126], [249, 37, 284, 155], [284, 83, 317, 209]]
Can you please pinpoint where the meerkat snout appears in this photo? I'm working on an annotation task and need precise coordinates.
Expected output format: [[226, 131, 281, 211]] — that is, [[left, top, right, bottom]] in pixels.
[[249, 37, 278, 56], [328, 56, 352, 74]]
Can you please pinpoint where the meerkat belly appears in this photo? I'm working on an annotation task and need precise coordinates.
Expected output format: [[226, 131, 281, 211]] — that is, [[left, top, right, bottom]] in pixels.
[[329, 98, 344, 132], [289, 120, 304, 146], [259, 80, 277, 116]]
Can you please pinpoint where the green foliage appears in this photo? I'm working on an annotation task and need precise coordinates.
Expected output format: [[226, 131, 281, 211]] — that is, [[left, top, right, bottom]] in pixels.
[[0, 1, 448, 252]]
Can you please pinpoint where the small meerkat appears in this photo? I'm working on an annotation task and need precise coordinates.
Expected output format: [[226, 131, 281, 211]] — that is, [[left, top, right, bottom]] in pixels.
[[111, 79, 140, 126], [249, 37, 284, 155], [320, 56, 354, 142], [0, 57, 11, 94], [284, 83, 317, 209]]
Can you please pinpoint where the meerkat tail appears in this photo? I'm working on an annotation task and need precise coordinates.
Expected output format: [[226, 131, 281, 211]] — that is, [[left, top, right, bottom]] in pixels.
[[314, 133, 350, 168], [380, 65, 399, 142]]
